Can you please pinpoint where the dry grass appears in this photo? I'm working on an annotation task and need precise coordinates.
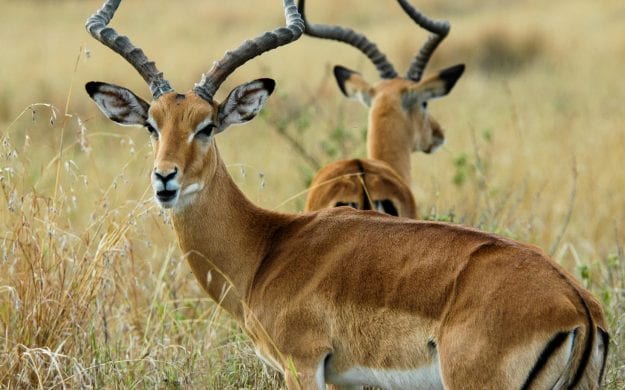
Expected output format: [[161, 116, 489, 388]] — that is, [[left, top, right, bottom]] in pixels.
[[1, 0, 624, 388]]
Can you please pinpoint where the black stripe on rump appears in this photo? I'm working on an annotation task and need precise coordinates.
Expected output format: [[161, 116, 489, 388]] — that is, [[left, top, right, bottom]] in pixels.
[[521, 331, 572, 390], [569, 296, 596, 389], [597, 328, 610, 387]]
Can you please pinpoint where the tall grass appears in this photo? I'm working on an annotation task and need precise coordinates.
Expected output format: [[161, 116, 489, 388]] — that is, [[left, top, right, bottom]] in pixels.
[[0, 101, 286, 387], [1, 0, 624, 388]]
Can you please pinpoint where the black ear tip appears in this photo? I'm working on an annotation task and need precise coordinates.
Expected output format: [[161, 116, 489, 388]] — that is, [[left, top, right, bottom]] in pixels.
[[453, 63, 466, 76], [333, 65, 354, 97], [85, 81, 108, 98], [85, 81, 100, 97], [440, 64, 465, 80], [258, 78, 276, 95], [439, 64, 465, 91], [333, 65, 352, 80]]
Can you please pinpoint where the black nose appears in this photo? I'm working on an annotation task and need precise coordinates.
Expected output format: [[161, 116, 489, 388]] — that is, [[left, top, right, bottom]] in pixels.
[[154, 167, 178, 183]]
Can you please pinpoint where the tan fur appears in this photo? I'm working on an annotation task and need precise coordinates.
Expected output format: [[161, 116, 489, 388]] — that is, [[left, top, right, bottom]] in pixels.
[[305, 73, 446, 219], [139, 92, 607, 389], [305, 159, 418, 218]]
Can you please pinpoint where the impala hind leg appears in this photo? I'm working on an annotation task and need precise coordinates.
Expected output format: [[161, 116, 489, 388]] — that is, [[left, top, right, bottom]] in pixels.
[[437, 327, 576, 389]]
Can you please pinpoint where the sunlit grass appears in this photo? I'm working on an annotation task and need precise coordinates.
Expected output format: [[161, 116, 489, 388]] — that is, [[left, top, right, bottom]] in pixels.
[[0, 0, 624, 387]]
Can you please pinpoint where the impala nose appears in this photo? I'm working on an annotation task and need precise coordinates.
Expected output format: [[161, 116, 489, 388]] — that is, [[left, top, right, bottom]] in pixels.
[[153, 167, 180, 203], [154, 167, 178, 184]]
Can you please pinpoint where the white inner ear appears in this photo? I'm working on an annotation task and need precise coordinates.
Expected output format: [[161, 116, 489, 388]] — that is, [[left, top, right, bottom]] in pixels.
[[353, 90, 372, 107], [345, 84, 372, 107], [416, 80, 448, 102], [93, 85, 148, 126], [219, 82, 270, 129]]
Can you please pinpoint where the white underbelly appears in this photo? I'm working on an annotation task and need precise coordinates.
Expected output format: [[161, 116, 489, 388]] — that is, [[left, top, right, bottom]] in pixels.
[[326, 362, 443, 389]]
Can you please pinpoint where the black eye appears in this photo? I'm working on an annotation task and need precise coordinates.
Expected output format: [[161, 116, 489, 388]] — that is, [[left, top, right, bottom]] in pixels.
[[196, 124, 216, 138], [146, 123, 158, 137], [421, 101, 428, 109]]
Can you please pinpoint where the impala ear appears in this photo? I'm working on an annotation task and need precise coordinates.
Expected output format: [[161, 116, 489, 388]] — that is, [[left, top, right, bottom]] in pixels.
[[333, 65, 374, 107], [85, 81, 150, 126], [402, 64, 465, 110], [217, 78, 275, 132], [418, 63, 465, 100]]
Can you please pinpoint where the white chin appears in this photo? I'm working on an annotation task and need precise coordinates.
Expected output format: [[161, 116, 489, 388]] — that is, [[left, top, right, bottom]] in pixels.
[[429, 139, 445, 153], [155, 197, 178, 209]]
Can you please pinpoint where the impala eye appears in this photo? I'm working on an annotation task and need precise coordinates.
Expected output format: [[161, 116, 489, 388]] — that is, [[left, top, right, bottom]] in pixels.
[[421, 101, 428, 110], [146, 123, 158, 138], [196, 124, 216, 138]]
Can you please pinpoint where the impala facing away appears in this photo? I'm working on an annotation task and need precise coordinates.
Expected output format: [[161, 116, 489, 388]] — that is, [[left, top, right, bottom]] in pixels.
[[302, 0, 464, 219], [85, 0, 608, 388]]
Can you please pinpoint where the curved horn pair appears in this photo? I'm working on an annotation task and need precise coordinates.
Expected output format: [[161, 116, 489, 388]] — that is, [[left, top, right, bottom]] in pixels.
[[298, 0, 449, 81], [86, 0, 304, 101]]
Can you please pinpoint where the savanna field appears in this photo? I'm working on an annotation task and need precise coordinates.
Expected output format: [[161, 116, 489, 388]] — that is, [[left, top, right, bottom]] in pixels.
[[1, 0, 624, 387]]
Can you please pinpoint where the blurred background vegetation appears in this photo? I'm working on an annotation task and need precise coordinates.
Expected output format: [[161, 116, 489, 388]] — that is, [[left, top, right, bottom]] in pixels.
[[0, 0, 624, 387]]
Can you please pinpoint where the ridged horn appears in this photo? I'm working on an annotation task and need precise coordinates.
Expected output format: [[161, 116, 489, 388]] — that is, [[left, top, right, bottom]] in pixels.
[[298, 0, 398, 79], [397, 0, 450, 82], [193, 0, 305, 101], [86, 0, 174, 99]]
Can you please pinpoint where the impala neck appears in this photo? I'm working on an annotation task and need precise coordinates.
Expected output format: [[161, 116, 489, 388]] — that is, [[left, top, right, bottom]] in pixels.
[[366, 108, 413, 184], [171, 143, 292, 322]]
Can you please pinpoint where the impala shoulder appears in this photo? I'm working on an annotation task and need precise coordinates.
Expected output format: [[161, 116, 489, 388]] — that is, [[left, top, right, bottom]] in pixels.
[[264, 213, 316, 242]]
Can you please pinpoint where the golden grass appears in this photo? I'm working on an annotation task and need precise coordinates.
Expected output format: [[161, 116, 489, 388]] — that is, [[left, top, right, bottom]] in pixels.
[[1, 0, 624, 387]]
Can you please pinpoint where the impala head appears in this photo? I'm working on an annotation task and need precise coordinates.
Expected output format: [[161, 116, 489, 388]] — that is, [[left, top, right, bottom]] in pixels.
[[85, 79, 276, 209], [84, 0, 303, 209], [299, 0, 464, 154], [334, 64, 464, 154]]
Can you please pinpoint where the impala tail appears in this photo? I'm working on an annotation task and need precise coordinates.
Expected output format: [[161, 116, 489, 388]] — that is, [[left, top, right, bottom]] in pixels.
[[522, 284, 609, 389]]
